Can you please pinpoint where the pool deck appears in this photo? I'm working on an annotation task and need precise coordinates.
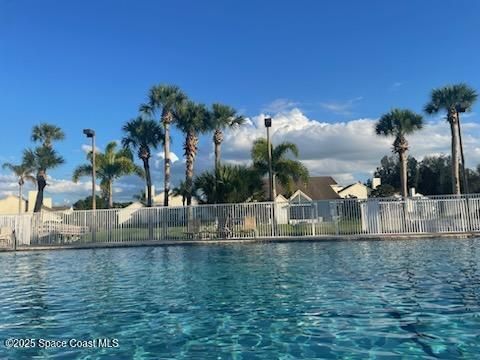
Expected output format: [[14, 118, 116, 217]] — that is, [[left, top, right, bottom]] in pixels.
[[0, 231, 478, 252]]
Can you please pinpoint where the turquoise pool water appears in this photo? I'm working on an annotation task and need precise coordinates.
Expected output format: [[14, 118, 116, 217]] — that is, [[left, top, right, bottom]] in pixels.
[[0, 239, 479, 359]]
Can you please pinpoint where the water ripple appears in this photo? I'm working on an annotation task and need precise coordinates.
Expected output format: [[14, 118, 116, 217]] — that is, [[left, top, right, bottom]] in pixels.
[[0, 239, 479, 358]]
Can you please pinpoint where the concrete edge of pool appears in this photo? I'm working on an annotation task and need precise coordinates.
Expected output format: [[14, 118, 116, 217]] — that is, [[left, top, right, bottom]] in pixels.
[[0, 231, 479, 252]]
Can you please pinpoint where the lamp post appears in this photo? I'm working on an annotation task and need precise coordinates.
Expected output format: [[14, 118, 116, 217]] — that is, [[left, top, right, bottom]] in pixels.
[[264, 117, 274, 201], [83, 129, 96, 210]]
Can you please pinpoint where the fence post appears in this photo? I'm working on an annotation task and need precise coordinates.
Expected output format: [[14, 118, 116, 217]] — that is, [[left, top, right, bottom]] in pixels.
[[12, 218, 17, 251], [311, 202, 316, 236], [270, 202, 275, 237]]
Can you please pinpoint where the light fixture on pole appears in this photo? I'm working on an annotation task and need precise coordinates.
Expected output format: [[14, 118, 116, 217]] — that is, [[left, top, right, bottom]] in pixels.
[[83, 129, 96, 210], [264, 116, 274, 201]]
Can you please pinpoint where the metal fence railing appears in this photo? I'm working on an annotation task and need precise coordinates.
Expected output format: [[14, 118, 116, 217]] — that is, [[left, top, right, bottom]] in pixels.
[[1, 194, 480, 250]]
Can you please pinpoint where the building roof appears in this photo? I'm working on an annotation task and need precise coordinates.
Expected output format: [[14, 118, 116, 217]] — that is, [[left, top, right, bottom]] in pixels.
[[337, 182, 369, 194], [272, 176, 341, 200]]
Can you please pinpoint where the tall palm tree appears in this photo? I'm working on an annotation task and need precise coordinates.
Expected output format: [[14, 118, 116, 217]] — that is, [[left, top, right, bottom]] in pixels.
[[251, 138, 309, 199], [23, 146, 65, 212], [122, 116, 164, 207], [73, 141, 144, 208], [375, 109, 423, 197], [176, 101, 211, 205], [25, 123, 65, 212], [140, 84, 187, 206], [2, 161, 36, 213], [210, 103, 245, 171], [31, 123, 65, 148], [424, 84, 478, 194]]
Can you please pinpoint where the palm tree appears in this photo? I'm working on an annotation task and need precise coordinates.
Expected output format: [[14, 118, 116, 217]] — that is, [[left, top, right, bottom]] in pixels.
[[25, 123, 65, 212], [194, 164, 264, 204], [375, 109, 423, 197], [251, 138, 309, 199], [23, 146, 64, 212], [424, 84, 478, 194], [210, 103, 245, 171], [122, 116, 164, 207], [2, 161, 36, 213], [73, 141, 144, 208], [176, 101, 211, 205], [172, 180, 189, 206], [31, 123, 65, 148], [140, 84, 187, 206]]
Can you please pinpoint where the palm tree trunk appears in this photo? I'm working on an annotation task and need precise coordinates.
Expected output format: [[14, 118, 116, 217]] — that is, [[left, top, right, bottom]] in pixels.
[[143, 158, 152, 207], [18, 181, 23, 214], [18, 184, 23, 214], [449, 110, 461, 195], [108, 180, 113, 208], [34, 171, 46, 213], [399, 150, 408, 198], [213, 129, 223, 172], [185, 131, 198, 206], [164, 121, 171, 206], [272, 173, 277, 200]]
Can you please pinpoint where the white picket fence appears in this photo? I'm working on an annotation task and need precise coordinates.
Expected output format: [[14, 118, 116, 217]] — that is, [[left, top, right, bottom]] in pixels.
[[1, 194, 480, 250]]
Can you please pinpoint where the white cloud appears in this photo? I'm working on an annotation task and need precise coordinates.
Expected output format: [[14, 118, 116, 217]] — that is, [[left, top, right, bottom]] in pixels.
[[263, 98, 299, 113], [155, 151, 180, 165], [81, 144, 102, 154], [218, 108, 480, 186], [319, 97, 363, 115]]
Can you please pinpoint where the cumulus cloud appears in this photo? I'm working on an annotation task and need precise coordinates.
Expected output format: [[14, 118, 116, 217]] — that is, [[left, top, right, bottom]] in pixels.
[[218, 108, 480, 186]]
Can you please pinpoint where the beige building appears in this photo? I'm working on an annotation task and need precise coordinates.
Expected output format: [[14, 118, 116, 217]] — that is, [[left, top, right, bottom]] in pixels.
[[0, 191, 54, 215], [333, 182, 370, 199], [27, 191, 52, 212], [0, 195, 27, 215]]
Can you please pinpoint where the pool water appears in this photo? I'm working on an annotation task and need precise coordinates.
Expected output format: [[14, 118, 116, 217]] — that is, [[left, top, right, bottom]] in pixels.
[[1, 239, 479, 359]]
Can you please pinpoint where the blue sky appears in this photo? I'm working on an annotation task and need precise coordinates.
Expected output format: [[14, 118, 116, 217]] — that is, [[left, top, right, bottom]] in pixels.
[[1, 0, 480, 203]]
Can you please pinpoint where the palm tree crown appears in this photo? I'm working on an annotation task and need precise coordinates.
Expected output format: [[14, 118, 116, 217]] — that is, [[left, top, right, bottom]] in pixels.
[[375, 109, 423, 197], [194, 164, 263, 204], [73, 141, 144, 208], [2, 161, 36, 213], [122, 116, 164, 157], [210, 103, 245, 170], [122, 116, 164, 207], [31, 123, 65, 148], [2, 162, 36, 187], [375, 109, 423, 143], [251, 138, 309, 198], [23, 146, 65, 212], [140, 84, 187, 206], [424, 83, 478, 194], [176, 101, 211, 205], [424, 83, 477, 115]]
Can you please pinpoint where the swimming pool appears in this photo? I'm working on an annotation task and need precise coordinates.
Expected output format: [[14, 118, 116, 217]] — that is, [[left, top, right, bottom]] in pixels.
[[0, 239, 479, 358]]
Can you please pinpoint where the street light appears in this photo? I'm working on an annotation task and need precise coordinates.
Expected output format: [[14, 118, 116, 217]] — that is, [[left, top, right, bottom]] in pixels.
[[456, 103, 469, 194], [83, 129, 96, 210], [264, 117, 274, 201]]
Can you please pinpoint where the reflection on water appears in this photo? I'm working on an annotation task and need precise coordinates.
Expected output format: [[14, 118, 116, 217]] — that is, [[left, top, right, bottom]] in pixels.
[[0, 239, 479, 359]]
